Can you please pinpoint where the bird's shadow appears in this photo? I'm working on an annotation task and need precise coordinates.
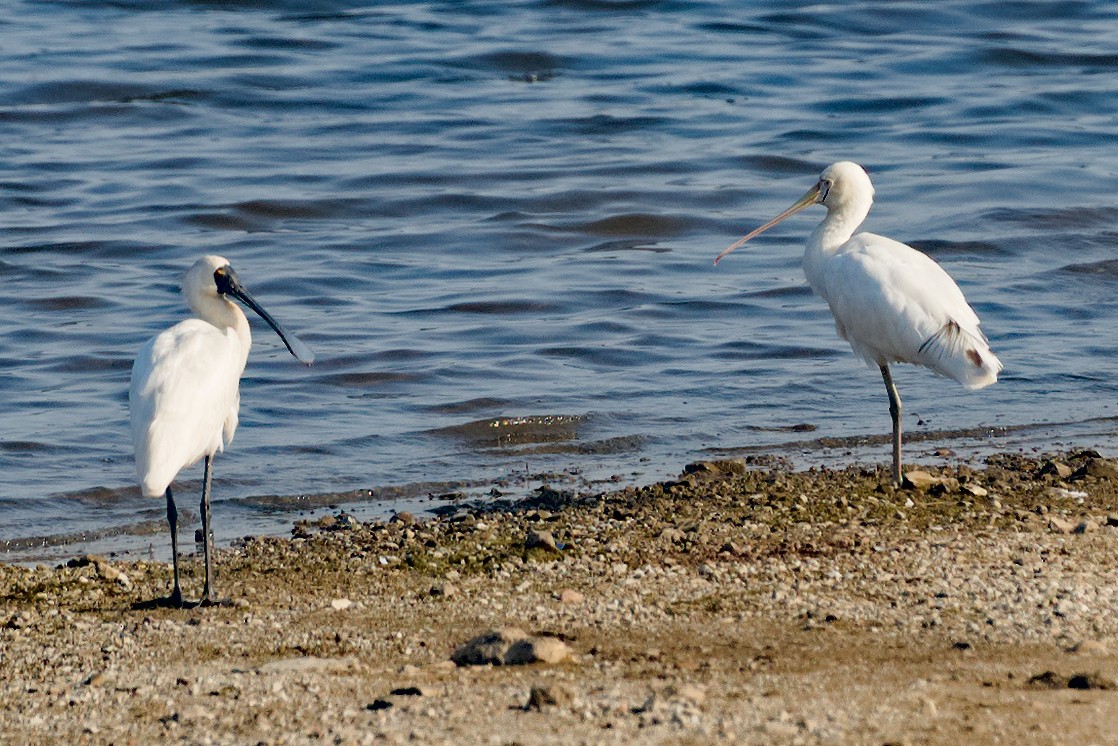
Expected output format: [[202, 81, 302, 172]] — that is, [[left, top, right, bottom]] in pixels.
[[131, 595, 233, 611]]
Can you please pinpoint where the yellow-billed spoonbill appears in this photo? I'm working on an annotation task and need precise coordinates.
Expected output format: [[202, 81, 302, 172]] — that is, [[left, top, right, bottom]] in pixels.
[[129, 255, 314, 606], [714, 161, 1001, 485]]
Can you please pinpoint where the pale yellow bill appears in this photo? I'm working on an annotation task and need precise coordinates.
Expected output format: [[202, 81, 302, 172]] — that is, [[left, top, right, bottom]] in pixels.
[[713, 183, 822, 265]]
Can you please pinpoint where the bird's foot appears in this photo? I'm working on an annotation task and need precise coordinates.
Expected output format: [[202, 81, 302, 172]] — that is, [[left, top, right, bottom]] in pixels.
[[131, 588, 190, 610], [199, 590, 233, 608]]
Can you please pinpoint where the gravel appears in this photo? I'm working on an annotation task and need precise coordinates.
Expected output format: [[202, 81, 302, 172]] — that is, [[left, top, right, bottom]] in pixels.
[[3, 450, 1118, 744]]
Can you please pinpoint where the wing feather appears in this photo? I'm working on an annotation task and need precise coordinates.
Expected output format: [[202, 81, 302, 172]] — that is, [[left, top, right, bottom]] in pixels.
[[129, 319, 244, 497], [809, 232, 1001, 388]]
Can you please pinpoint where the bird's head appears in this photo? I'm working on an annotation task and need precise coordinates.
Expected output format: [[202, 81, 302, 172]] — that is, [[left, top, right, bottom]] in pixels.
[[714, 160, 875, 265], [181, 255, 315, 365], [181, 255, 235, 307], [816, 161, 874, 213]]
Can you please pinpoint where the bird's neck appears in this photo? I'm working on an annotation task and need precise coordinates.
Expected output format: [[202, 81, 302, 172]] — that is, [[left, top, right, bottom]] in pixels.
[[803, 200, 871, 297], [196, 296, 252, 360], [808, 200, 871, 255]]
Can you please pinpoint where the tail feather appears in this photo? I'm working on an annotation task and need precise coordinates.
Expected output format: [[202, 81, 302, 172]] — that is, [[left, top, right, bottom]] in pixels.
[[917, 319, 1002, 390]]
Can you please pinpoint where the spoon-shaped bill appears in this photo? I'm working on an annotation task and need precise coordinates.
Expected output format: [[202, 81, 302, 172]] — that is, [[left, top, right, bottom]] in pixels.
[[216, 268, 315, 364], [713, 182, 822, 266]]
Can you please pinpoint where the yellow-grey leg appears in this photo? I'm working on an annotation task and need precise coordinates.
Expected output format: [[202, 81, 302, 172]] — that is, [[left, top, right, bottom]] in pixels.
[[880, 364, 902, 486]]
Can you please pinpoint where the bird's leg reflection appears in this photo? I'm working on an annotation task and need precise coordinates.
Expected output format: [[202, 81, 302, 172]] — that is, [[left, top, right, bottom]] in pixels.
[[880, 364, 902, 486], [165, 489, 184, 607]]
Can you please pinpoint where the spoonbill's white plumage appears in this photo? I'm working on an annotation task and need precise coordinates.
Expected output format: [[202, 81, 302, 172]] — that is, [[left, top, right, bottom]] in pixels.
[[715, 161, 1001, 484], [129, 255, 313, 606]]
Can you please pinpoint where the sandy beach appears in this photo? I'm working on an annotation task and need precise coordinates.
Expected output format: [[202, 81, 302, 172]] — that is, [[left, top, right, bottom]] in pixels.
[[3, 450, 1118, 745]]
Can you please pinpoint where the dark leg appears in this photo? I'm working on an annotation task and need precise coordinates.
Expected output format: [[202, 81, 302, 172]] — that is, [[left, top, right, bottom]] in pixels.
[[166, 488, 184, 607], [200, 453, 216, 604], [879, 364, 902, 486]]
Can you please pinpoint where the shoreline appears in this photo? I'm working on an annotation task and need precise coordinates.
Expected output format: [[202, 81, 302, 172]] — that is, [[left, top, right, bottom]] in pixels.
[[3, 450, 1118, 744]]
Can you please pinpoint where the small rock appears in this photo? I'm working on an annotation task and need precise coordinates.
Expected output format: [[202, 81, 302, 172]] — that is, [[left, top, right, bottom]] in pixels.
[[902, 470, 937, 490], [1068, 639, 1108, 655], [1028, 670, 1067, 689], [557, 589, 584, 605], [94, 560, 121, 582], [1082, 458, 1118, 480], [526, 530, 560, 553], [719, 541, 745, 556], [452, 628, 529, 666], [1074, 519, 1098, 534], [659, 527, 685, 544], [1068, 673, 1116, 690], [666, 683, 706, 706], [389, 686, 430, 697], [84, 671, 109, 687], [1040, 461, 1074, 479], [67, 554, 104, 569], [5, 611, 33, 630], [451, 628, 570, 666], [506, 636, 571, 665], [1105, 514, 1118, 528], [763, 721, 801, 738], [391, 512, 415, 526], [526, 684, 573, 709], [430, 583, 457, 598], [366, 699, 393, 711], [1046, 487, 1088, 500], [683, 459, 746, 478], [330, 598, 353, 611], [1048, 516, 1077, 534], [1030, 670, 1118, 690], [962, 483, 988, 498]]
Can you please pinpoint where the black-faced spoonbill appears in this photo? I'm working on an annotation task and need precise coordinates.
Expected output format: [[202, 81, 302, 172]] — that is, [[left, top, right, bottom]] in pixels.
[[714, 161, 1001, 485], [129, 255, 314, 606]]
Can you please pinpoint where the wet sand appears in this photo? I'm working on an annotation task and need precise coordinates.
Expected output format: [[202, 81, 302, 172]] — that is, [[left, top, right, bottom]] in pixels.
[[3, 451, 1118, 745]]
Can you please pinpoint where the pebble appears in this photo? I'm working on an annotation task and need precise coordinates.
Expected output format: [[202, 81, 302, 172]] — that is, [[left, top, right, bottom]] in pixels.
[[508, 635, 571, 665], [451, 628, 571, 666], [526, 684, 574, 709], [1041, 461, 1074, 479], [1048, 516, 1077, 534], [526, 530, 560, 553], [557, 588, 584, 605], [1082, 458, 1118, 480], [430, 582, 457, 598], [665, 683, 706, 707], [330, 598, 353, 611], [1068, 639, 1108, 655], [5, 611, 34, 630], [902, 471, 939, 490]]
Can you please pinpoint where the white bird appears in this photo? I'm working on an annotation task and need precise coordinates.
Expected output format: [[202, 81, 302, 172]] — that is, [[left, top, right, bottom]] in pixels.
[[129, 255, 314, 606], [714, 161, 1001, 485]]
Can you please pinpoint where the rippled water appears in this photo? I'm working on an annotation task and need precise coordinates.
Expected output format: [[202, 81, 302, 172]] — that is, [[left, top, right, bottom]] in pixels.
[[4, 0, 1118, 563]]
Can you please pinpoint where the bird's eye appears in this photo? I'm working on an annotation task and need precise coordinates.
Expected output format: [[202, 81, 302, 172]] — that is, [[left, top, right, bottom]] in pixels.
[[819, 179, 833, 201]]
